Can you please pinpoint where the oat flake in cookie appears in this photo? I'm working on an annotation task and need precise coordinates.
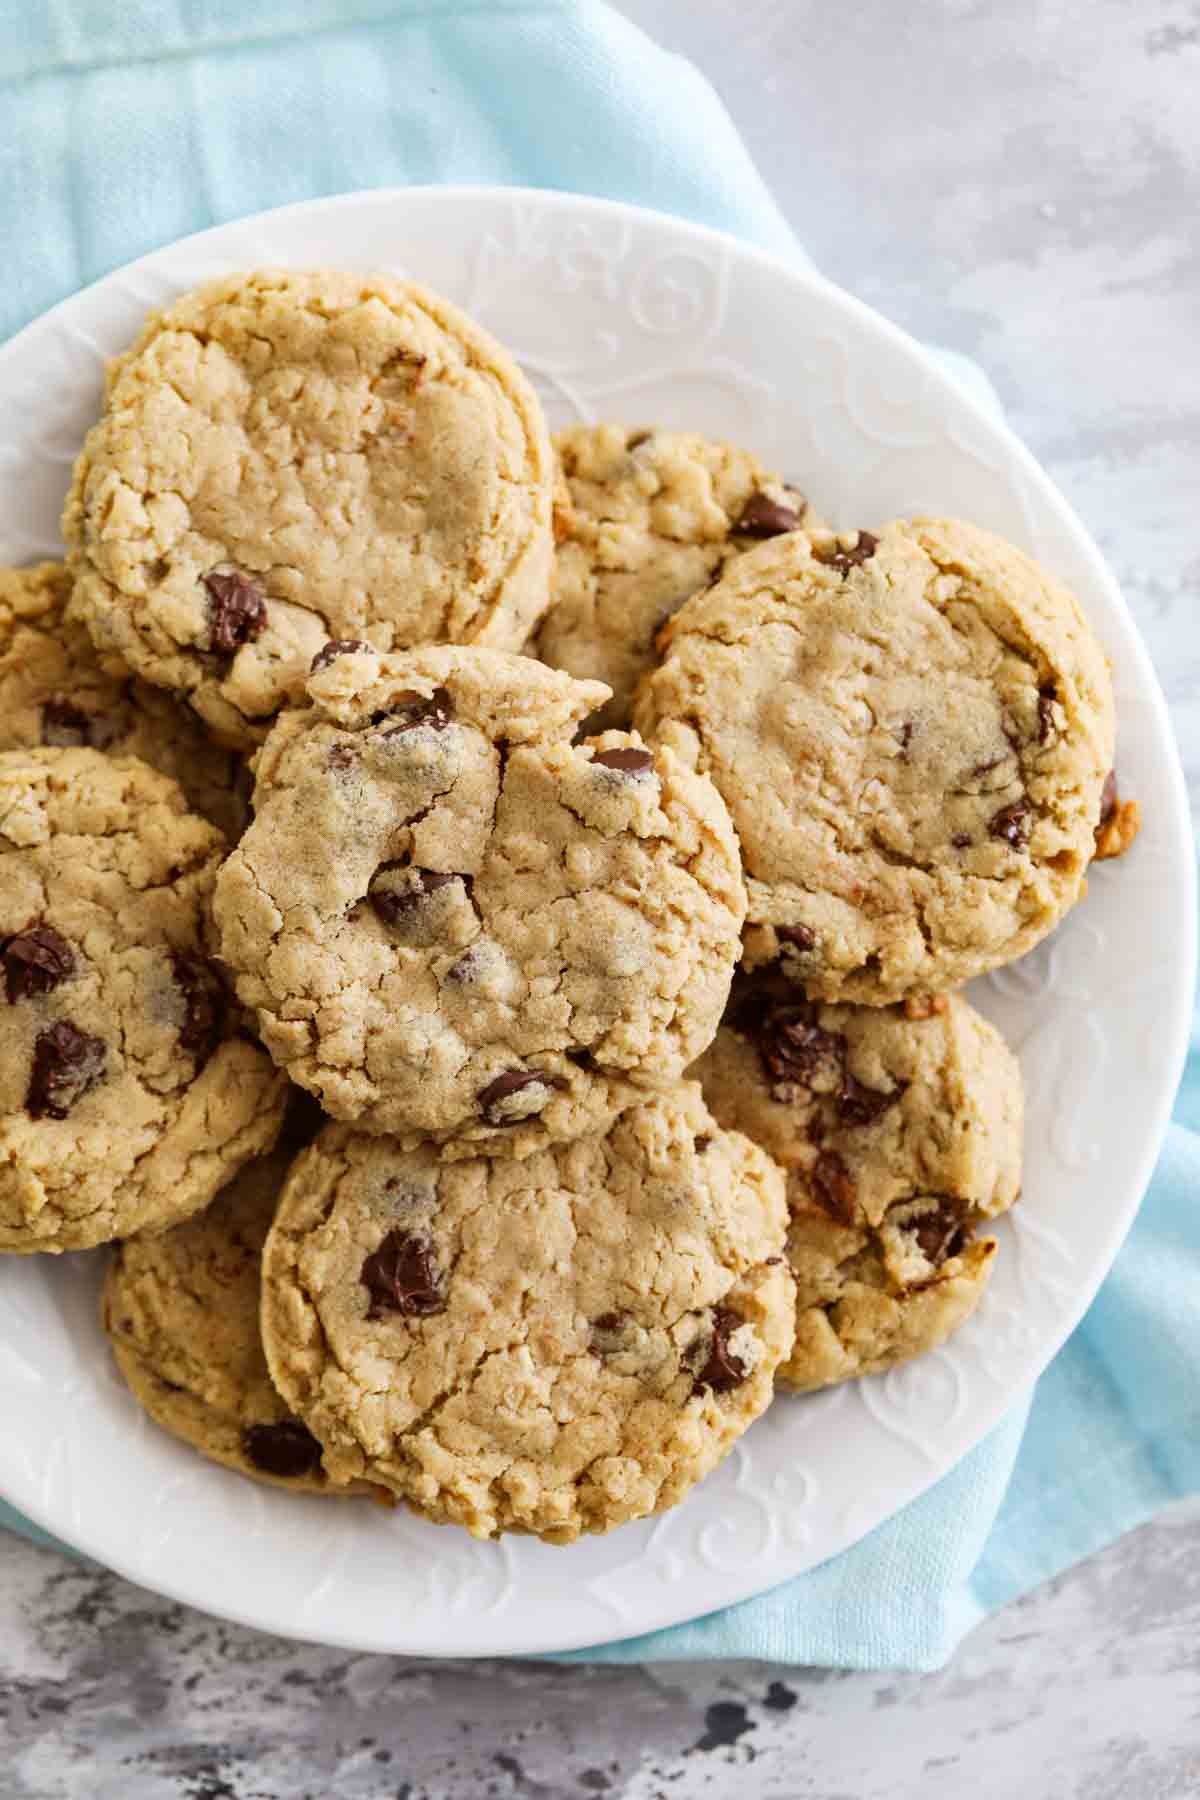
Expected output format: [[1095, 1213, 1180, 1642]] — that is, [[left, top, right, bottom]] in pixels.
[[63, 269, 556, 748], [0, 561, 248, 840], [260, 1088, 794, 1541], [537, 424, 824, 732], [0, 749, 287, 1253], [635, 517, 1115, 1002], [215, 644, 747, 1149], [692, 976, 1023, 1389], [103, 1134, 377, 1496]]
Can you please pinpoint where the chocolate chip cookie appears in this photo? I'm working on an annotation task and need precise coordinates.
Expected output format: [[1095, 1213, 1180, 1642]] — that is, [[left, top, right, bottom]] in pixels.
[[537, 424, 822, 731], [691, 976, 1022, 1389], [0, 748, 288, 1252], [635, 517, 1115, 1002], [260, 1088, 794, 1540], [0, 561, 248, 839], [64, 269, 556, 748], [103, 1129, 379, 1495], [215, 644, 747, 1148]]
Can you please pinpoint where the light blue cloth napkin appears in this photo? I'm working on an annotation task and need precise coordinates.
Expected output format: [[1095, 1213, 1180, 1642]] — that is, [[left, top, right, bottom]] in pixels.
[[2, 0, 1196, 1672]]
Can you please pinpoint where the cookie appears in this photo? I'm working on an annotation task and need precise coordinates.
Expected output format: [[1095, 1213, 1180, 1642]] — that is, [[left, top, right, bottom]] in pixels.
[[215, 644, 747, 1148], [635, 517, 1115, 1002], [0, 749, 288, 1253], [102, 1129, 381, 1496], [260, 1088, 794, 1541], [537, 424, 823, 731], [63, 269, 556, 748], [0, 561, 248, 840], [692, 977, 1022, 1389]]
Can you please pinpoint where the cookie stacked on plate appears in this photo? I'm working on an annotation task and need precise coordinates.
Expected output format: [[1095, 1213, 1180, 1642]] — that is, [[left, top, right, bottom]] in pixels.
[[0, 269, 1136, 1542]]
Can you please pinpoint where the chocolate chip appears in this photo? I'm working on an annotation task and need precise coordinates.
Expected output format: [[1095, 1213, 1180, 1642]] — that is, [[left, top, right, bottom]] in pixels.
[[811, 1149, 856, 1225], [694, 1134, 713, 1153], [838, 1072, 906, 1129], [1098, 769, 1118, 827], [478, 1068, 556, 1125], [591, 747, 655, 776], [777, 923, 816, 955], [26, 1020, 107, 1119], [898, 721, 916, 753], [41, 698, 93, 748], [360, 1229, 445, 1320], [590, 1311, 629, 1355], [241, 1419, 324, 1480], [952, 832, 972, 849], [368, 865, 466, 928], [989, 800, 1032, 849], [311, 639, 370, 673], [374, 687, 454, 734], [912, 1203, 968, 1267], [813, 531, 878, 576], [626, 429, 653, 450], [734, 492, 802, 538], [753, 1001, 845, 1092], [566, 1046, 598, 1070], [692, 1307, 750, 1395], [203, 569, 267, 657], [2, 927, 75, 1003], [170, 954, 225, 1062], [1037, 682, 1057, 742]]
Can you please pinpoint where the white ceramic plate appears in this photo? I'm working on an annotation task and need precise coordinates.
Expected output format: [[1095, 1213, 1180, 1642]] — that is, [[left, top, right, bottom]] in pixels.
[[0, 188, 1192, 1657]]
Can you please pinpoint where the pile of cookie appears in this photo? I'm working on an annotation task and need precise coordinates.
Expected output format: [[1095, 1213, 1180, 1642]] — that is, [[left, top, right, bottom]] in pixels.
[[0, 271, 1138, 1544]]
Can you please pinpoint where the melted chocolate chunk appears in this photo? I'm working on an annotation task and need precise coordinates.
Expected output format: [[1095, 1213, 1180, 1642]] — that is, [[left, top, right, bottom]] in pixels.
[[912, 1203, 968, 1267], [41, 698, 93, 748], [591, 747, 655, 775], [811, 1149, 856, 1225], [3, 926, 75, 1003], [203, 569, 267, 656], [692, 1307, 750, 1395], [368, 865, 465, 927], [360, 1230, 445, 1320], [693, 1134, 713, 1153], [26, 1020, 107, 1119], [838, 1072, 906, 1129], [777, 923, 816, 955], [242, 1419, 324, 1479], [989, 800, 1032, 849], [170, 954, 225, 1062], [310, 638, 370, 673], [478, 1068, 555, 1125], [756, 1002, 844, 1091], [1098, 769, 1118, 827], [1037, 682, 1057, 742], [734, 492, 802, 538], [813, 531, 878, 576], [590, 1310, 629, 1354], [374, 687, 454, 734], [952, 832, 973, 849]]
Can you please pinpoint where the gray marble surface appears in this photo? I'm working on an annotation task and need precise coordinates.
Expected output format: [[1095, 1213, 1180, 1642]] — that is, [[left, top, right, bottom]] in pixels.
[[4, 1, 1200, 1793]]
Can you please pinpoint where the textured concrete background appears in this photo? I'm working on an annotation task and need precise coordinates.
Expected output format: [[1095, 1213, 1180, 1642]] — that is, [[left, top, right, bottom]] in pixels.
[[4, 1, 1200, 1793]]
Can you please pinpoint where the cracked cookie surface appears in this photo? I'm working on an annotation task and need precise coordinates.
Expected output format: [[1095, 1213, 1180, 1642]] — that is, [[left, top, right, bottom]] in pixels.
[[0, 748, 287, 1252], [635, 516, 1115, 1001], [692, 978, 1022, 1388], [63, 269, 556, 747], [103, 1118, 377, 1495], [537, 424, 823, 732], [260, 1087, 794, 1541], [0, 561, 247, 839], [215, 644, 747, 1148]]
